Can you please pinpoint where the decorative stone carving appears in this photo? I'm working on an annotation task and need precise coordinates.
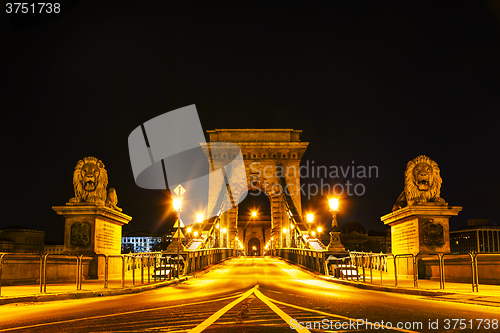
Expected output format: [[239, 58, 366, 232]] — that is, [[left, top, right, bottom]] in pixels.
[[70, 222, 91, 247], [422, 220, 445, 247], [393, 155, 447, 211], [68, 156, 121, 211]]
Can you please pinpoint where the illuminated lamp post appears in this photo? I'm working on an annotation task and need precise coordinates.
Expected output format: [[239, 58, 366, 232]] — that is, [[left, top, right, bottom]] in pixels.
[[327, 197, 346, 252]]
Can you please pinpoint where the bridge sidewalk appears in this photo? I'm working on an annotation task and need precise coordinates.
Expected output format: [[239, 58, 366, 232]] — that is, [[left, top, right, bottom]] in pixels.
[[317, 275, 500, 307], [273, 257, 500, 307], [0, 276, 188, 305]]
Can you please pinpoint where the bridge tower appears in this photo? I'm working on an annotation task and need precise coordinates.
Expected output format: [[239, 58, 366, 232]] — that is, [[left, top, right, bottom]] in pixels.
[[206, 129, 309, 251]]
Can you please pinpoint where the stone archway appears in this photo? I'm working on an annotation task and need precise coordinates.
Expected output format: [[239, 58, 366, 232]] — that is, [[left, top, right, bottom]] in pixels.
[[248, 238, 261, 256], [206, 129, 309, 249]]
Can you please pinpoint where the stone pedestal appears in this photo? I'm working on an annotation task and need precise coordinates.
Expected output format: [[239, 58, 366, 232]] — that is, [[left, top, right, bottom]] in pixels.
[[381, 204, 462, 255], [381, 204, 461, 277], [327, 231, 347, 254], [52, 205, 132, 278]]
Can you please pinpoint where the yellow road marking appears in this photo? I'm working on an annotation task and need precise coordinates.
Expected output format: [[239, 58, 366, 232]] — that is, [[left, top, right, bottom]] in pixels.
[[189, 285, 311, 333], [189, 287, 255, 333], [0, 293, 242, 332], [254, 287, 311, 333], [267, 296, 419, 333]]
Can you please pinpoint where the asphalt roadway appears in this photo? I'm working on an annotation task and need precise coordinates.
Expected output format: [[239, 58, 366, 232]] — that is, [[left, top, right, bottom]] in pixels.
[[0, 257, 498, 332]]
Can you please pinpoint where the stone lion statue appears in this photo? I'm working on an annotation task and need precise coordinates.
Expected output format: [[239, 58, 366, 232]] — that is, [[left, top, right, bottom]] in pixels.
[[392, 155, 447, 211], [68, 156, 122, 211], [105, 187, 122, 212]]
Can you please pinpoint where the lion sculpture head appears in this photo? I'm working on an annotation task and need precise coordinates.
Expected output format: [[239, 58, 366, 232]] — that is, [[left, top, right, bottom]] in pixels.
[[69, 156, 108, 206], [393, 155, 446, 211]]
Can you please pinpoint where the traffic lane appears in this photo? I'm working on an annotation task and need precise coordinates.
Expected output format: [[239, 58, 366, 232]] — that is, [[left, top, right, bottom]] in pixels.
[[257, 260, 499, 332], [0, 258, 259, 329]]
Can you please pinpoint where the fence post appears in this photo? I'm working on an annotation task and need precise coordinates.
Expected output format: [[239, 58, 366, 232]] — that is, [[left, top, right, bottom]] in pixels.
[[362, 255, 365, 282], [413, 254, 418, 288], [438, 253, 444, 289], [132, 256, 136, 285], [393, 254, 398, 287], [0, 254, 6, 296], [141, 256, 144, 284], [104, 255, 109, 288], [43, 254, 50, 293], [147, 256, 151, 283], [473, 253, 479, 292], [369, 254, 373, 283], [380, 255, 383, 284]]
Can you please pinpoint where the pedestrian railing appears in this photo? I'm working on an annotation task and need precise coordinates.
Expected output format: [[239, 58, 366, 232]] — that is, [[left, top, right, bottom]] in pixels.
[[0, 252, 175, 297], [184, 248, 236, 275], [346, 251, 500, 292], [272, 248, 327, 274]]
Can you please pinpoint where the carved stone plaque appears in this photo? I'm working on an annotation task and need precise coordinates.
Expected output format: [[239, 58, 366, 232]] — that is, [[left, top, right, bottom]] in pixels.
[[422, 221, 444, 247], [70, 222, 91, 247]]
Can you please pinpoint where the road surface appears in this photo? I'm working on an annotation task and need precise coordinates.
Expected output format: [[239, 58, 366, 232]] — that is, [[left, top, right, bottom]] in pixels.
[[0, 257, 498, 332]]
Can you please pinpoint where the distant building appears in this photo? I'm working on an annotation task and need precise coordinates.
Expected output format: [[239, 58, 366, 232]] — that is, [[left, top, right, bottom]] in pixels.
[[450, 219, 500, 254], [0, 225, 45, 254], [339, 221, 390, 253], [122, 232, 164, 253], [44, 241, 64, 254]]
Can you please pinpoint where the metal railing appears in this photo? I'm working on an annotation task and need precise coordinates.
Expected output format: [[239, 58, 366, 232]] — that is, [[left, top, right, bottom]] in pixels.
[[272, 248, 327, 274], [0, 252, 172, 296], [184, 248, 236, 275], [346, 251, 500, 292]]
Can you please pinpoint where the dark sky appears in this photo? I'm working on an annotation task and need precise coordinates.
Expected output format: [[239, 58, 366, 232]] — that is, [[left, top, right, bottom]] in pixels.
[[2, 1, 500, 241]]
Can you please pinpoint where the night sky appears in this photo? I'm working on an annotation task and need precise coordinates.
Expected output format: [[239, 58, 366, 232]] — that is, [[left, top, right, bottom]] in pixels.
[[3, 1, 500, 242]]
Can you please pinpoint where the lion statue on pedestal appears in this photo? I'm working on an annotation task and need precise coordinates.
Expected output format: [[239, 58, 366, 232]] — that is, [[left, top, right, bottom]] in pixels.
[[68, 156, 122, 211], [392, 155, 447, 211]]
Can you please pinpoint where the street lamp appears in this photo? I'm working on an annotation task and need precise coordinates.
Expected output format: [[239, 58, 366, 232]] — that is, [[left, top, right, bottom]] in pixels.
[[222, 227, 227, 247], [327, 197, 345, 252], [252, 211, 257, 218], [328, 198, 340, 231]]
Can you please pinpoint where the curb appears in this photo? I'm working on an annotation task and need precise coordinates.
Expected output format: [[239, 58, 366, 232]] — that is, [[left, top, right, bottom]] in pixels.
[[0, 277, 188, 306]]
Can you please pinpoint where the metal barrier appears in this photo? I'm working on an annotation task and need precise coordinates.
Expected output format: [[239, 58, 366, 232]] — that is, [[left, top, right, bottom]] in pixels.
[[1, 253, 45, 296], [184, 248, 235, 275], [348, 251, 500, 292], [42, 254, 82, 293], [0, 251, 172, 296], [273, 248, 326, 274]]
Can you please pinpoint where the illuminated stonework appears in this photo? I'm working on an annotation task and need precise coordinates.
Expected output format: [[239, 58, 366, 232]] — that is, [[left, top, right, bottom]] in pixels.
[[393, 155, 447, 211], [206, 129, 308, 249]]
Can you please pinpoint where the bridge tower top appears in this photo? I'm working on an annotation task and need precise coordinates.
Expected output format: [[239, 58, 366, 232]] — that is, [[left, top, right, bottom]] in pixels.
[[207, 129, 303, 143]]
